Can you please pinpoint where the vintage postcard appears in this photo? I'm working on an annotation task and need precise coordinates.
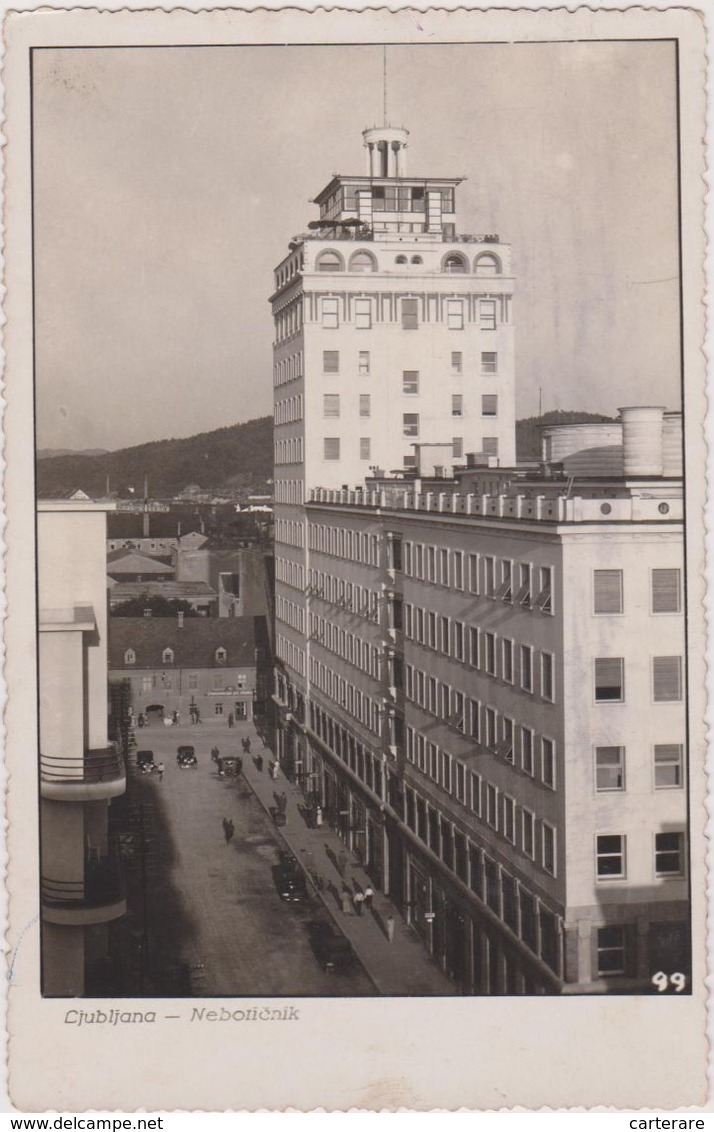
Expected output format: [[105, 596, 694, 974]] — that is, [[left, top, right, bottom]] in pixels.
[[3, 3, 709, 1111]]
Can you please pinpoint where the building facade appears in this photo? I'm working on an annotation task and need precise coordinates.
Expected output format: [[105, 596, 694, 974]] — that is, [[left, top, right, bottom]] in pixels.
[[270, 124, 688, 993], [38, 500, 127, 996]]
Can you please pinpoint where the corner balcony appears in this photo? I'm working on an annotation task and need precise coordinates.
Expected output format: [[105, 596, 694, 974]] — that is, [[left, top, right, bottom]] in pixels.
[[40, 744, 126, 802], [41, 848, 126, 926]]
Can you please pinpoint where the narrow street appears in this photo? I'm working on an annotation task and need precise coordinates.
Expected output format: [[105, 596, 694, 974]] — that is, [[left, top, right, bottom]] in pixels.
[[116, 715, 455, 997]]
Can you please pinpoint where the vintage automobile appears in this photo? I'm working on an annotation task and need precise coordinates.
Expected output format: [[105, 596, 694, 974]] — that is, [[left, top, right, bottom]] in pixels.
[[218, 755, 243, 778], [272, 853, 307, 903], [176, 745, 198, 769], [136, 750, 156, 773], [307, 921, 355, 973]]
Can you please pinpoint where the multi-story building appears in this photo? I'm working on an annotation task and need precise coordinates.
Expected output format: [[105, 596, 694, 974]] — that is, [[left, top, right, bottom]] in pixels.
[[270, 124, 688, 993], [38, 499, 127, 995]]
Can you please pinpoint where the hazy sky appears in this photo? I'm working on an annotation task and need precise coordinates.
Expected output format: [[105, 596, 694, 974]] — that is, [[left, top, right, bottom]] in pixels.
[[33, 41, 680, 451]]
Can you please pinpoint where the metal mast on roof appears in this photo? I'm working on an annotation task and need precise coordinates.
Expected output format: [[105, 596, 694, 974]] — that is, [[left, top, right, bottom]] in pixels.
[[383, 45, 388, 125]]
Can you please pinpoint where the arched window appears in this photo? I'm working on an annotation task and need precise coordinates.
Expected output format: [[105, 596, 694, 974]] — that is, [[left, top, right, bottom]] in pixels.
[[395, 254, 408, 265], [443, 253, 468, 274], [215, 647, 227, 665], [474, 252, 501, 275], [349, 250, 377, 272], [124, 649, 136, 665], [316, 249, 344, 272], [162, 648, 174, 664], [411, 255, 423, 265]]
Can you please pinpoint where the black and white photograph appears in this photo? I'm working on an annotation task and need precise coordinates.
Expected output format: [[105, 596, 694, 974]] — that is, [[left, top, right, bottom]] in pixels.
[[4, 3, 708, 1112]]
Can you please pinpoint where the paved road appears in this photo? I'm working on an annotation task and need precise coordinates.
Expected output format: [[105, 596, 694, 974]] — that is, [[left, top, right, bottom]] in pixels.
[[127, 719, 375, 996]]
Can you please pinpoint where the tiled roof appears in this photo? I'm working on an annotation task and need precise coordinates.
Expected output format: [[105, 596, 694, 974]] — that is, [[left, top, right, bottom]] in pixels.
[[109, 580, 217, 601], [106, 552, 174, 576], [108, 616, 258, 669]]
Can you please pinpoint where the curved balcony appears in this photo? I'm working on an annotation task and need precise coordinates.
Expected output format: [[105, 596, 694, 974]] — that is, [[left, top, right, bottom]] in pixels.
[[41, 848, 126, 925], [40, 744, 126, 801]]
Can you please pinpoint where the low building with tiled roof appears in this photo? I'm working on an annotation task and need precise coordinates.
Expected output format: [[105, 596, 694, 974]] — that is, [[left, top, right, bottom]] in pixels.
[[107, 580, 218, 615], [108, 615, 259, 722], [106, 550, 175, 582]]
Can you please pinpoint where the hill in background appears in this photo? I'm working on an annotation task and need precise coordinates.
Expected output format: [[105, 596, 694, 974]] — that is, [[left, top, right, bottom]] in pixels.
[[36, 416, 274, 498], [36, 410, 619, 498]]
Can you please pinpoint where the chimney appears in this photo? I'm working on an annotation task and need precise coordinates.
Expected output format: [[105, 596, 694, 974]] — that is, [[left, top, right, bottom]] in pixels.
[[177, 612, 185, 629], [619, 406, 665, 477]]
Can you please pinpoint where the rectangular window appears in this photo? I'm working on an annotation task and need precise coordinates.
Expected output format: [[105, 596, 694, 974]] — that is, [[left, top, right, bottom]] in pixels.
[[451, 351, 462, 373], [323, 350, 339, 374], [481, 351, 498, 374], [516, 562, 532, 606], [470, 774, 482, 817], [360, 437, 371, 460], [485, 707, 497, 750], [484, 556, 495, 597], [482, 437, 499, 457], [502, 638, 514, 683], [597, 927, 626, 976], [188, 674, 198, 690], [542, 738, 555, 788], [654, 743, 684, 788], [468, 627, 479, 668], [535, 566, 553, 613], [447, 300, 464, 330], [403, 370, 419, 395], [486, 784, 498, 829], [484, 632, 496, 676], [653, 656, 683, 702], [503, 796, 516, 844], [323, 393, 340, 418], [479, 299, 497, 330], [402, 298, 419, 329], [323, 437, 340, 461], [427, 611, 437, 648], [595, 657, 624, 702], [595, 746, 625, 791], [596, 834, 626, 879], [481, 394, 498, 417], [452, 394, 463, 417], [652, 568, 681, 613], [520, 645, 533, 692], [322, 297, 339, 328], [521, 728, 534, 775], [542, 823, 556, 876], [403, 413, 419, 437], [494, 559, 512, 602], [439, 548, 449, 586], [594, 569, 623, 614], [452, 552, 463, 590], [355, 298, 371, 329], [452, 622, 464, 662], [358, 350, 370, 374], [359, 394, 371, 417], [468, 698, 480, 740], [655, 832, 684, 877], [452, 437, 463, 459], [522, 809, 535, 859], [541, 652, 555, 702]]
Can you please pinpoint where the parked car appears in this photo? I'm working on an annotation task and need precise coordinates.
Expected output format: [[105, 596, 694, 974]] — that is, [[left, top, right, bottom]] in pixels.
[[272, 855, 307, 903], [307, 921, 355, 973], [136, 750, 155, 772], [176, 745, 197, 768]]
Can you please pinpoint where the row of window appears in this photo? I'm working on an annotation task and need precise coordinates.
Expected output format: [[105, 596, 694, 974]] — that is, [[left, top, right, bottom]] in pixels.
[[275, 633, 305, 678], [319, 392, 499, 421], [306, 570, 380, 622], [273, 479, 304, 504], [404, 546, 554, 614], [593, 568, 682, 615], [123, 646, 229, 666], [593, 656, 683, 703], [275, 437, 304, 466], [595, 743, 684, 791], [308, 525, 380, 565], [310, 702, 385, 799], [274, 394, 304, 424], [318, 185, 457, 221], [596, 832, 686, 880], [316, 294, 508, 333], [310, 659, 381, 738], [405, 609, 556, 699], [275, 556, 305, 592], [320, 350, 499, 377], [273, 351, 303, 388], [275, 596, 305, 635], [314, 245, 501, 275], [274, 518, 305, 549], [308, 614, 381, 678]]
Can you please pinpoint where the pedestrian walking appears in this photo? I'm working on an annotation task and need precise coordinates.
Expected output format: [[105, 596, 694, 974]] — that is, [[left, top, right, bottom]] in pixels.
[[353, 890, 365, 916], [172, 710, 179, 725], [157, 762, 165, 782], [337, 849, 348, 877], [315, 804, 323, 828], [228, 713, 234, 729], [222, 817, 235, 844], [341, 891, 352, 916], [363, 885, 374, 910], [386, 915, 395, 943]]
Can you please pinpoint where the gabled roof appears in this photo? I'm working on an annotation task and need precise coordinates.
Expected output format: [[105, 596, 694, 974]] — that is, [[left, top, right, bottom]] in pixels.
[[106, 552, 174, 576], [108, 616, 259, 670], [109, 580, 217, 602]]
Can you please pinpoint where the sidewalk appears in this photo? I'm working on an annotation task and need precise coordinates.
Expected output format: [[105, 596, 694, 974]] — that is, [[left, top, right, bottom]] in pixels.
[[238, 724, 456, 996]]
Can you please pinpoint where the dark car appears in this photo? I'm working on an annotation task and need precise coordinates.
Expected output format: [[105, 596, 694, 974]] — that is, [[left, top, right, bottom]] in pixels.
[[308, 921, 355, 973], [136, 750, 155, 771], [176, 745, 197, 768], [218, 756, 243, 777], [272, 857, 307, 903]]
